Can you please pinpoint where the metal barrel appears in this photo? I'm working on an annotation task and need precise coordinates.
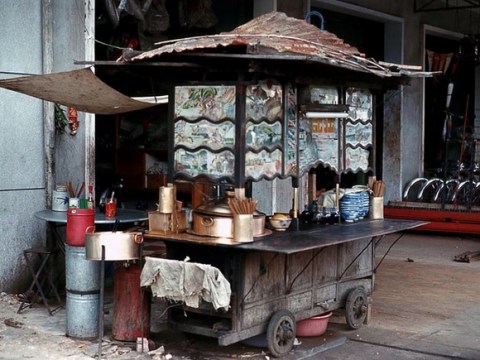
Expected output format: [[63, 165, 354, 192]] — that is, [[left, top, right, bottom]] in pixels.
[[65, 244, 100, 293], [66, 291, 99, 340], [112, 264, 151, 341]]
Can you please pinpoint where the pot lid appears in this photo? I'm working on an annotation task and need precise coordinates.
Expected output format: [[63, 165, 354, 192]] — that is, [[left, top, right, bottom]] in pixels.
[[195, 191, 264, 217], [195, 193, 234, 216]]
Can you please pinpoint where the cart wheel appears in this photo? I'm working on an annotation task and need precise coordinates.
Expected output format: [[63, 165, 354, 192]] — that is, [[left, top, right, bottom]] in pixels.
[[266, 310, 296, 358], [345, 287, 368, 329]]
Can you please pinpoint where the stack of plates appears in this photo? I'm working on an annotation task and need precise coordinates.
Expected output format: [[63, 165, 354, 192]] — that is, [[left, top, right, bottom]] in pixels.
[[340, 191, 370, 222]]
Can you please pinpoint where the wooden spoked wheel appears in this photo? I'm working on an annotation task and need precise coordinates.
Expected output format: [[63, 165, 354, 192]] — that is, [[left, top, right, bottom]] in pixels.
[[266, 309, 296, 357], [345, 286, 368, 329]]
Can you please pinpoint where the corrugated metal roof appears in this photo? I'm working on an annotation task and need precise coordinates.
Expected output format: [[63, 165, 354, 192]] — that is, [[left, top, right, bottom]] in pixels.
[[130, 11, 433, 78]]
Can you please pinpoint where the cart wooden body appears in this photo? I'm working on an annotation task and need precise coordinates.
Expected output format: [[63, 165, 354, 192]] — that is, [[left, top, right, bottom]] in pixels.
[[145, 219, 423, 352]]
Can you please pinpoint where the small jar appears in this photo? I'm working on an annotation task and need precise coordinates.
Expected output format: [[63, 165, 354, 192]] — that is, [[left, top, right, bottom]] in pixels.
[[52, 185, 69, 212]]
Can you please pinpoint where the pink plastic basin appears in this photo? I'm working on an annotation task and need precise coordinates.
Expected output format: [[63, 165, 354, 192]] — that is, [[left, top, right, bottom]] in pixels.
[[296, 312, 332, 337]]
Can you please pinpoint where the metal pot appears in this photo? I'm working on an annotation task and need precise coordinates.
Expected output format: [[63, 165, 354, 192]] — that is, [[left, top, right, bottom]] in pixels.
[[192, 192, 265, 238], [85, 230, 143, 261]]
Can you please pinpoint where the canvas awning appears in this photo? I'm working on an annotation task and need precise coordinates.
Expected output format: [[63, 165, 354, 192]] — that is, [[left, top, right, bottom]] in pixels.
[[0, 67, 162, 115]]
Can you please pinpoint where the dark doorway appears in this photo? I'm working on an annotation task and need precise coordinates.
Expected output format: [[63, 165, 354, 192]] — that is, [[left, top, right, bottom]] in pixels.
[[424, 34, 476, 178]]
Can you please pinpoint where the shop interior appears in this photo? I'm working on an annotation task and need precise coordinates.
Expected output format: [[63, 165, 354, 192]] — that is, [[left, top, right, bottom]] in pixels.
[[94, 0, 253, 210], [424, 34, 477, 178]]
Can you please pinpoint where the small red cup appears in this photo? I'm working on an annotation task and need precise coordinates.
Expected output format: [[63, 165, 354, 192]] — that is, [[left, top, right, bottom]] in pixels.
[[105, 199, 117, 218]]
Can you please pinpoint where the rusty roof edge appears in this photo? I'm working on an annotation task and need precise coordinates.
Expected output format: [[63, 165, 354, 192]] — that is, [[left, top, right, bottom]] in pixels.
[[127, 11, 432, 79], [132, 35, 397, 77]]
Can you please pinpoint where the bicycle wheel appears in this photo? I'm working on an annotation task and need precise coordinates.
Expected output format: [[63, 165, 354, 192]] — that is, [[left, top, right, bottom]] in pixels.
[[403, 177, 428, 201], [452, 180, 476, 206], [433, 179, 459, 204], [417, 178, 443, 202]]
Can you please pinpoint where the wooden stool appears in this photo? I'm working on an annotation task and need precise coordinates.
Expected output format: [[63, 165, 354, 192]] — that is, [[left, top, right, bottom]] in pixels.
[[17, 247, 62, 316]]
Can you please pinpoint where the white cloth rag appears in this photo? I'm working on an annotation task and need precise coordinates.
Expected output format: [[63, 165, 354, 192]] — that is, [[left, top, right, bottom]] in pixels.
[[140, 256, 231, 311]]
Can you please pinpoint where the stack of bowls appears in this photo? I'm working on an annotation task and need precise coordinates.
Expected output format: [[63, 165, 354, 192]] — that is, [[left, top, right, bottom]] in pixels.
[[340, 190, 370, 222], [357, 191, 370, 219]]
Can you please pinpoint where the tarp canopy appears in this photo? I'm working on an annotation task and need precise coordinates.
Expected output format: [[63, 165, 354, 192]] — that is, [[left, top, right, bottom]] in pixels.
[[0, 67, 161, 115]]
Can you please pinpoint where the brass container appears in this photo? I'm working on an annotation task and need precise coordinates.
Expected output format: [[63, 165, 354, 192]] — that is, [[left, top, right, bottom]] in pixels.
[[233, 214, 254, 243], [158, 186, 175, 214], [192, 193, 265, 238]]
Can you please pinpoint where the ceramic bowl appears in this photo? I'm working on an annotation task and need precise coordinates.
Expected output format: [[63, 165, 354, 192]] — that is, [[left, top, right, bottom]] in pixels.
[[269, 217, 292, 231]]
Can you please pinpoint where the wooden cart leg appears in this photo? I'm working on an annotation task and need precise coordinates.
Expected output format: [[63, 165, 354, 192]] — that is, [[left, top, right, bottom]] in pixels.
[[365, 296, 372, 325]]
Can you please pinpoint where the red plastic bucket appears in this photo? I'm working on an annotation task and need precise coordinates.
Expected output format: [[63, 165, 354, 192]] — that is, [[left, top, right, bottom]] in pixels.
[[66, 208, 95, 246]]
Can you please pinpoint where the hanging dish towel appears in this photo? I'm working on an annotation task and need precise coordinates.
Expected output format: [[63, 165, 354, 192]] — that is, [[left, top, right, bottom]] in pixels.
[[140, 256, 231, 311]]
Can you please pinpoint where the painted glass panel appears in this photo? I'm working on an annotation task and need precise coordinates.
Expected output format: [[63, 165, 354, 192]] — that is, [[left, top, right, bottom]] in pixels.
[[246, 121, 282, 150], [246, 82, 283, 120], [175, 119, 235, 150], [174, 148, 235, 178], [298, 116, 320, 174], [346, 88, 372, 121], [285, 84, 298, 176], [345, 122, 373, 147], [245, 149, 283, 179], [345, 147, 370, 172], [310, 86, 339, 104], [174, 86, 236, 121], [311, 118, 339, 171]]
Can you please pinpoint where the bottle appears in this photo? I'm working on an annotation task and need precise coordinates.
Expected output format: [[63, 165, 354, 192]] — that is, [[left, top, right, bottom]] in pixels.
[[87, 184, 95, 209], [300, 205, 311, 223]]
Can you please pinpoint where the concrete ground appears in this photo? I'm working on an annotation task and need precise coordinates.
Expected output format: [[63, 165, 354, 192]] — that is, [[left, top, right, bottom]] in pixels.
[[0, 231, 479, 359]]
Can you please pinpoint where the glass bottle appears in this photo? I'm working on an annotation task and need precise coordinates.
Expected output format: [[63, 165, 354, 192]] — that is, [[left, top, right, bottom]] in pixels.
[[87, 184, 95, 209], [300, 205, 311, 223]]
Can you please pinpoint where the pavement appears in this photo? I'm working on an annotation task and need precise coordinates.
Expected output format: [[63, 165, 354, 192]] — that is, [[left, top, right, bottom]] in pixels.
[[0, 231, 479, 359]]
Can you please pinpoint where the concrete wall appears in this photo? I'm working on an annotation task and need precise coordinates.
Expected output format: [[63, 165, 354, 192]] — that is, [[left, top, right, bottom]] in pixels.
[[52, 0, 88, 191], [0, 1, 46, 292], [0, 0, 87, 292]]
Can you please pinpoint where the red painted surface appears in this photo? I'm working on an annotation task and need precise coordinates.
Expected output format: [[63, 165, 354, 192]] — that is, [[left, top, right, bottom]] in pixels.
[[66, 208, 95, 246], [112, 264, 150, 341], [384, 206, 480, 234]]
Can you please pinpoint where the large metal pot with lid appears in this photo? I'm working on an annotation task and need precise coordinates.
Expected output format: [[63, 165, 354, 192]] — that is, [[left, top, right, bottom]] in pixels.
[[192, 191, 265, 238]]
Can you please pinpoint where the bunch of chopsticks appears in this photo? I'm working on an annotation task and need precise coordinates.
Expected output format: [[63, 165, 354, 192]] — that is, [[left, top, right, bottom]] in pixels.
[[66, 181, 85, 198], [368, 176, 385, 198], [228, 198, 257, 215]]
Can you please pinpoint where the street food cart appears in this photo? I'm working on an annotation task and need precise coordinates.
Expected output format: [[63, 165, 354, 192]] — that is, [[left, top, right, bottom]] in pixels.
[[144, 219, 423, 357], [131, 12, 430, 358], [0, 10, 432, 358]]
